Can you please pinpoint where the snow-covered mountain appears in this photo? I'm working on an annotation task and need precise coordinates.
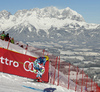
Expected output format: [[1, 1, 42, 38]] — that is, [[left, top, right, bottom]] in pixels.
[[0, 6, 100, 48]]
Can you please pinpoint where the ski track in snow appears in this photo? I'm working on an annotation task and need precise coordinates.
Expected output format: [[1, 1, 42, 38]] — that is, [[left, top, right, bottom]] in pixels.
[[0, 72, 75, 92]]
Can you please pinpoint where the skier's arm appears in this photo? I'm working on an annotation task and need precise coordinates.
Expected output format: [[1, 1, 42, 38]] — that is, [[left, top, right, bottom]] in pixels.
[[43, 58, 46, 66]]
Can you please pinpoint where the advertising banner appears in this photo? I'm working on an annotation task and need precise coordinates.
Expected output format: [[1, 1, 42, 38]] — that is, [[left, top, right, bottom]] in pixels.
[[0, 48, 49, 82]]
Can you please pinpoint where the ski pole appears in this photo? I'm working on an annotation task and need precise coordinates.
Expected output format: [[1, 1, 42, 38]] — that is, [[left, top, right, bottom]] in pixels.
[[29, 58, 35, 62]]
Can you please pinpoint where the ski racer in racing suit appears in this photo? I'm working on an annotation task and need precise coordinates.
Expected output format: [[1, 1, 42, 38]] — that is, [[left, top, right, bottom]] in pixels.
[[33, 55, 49, 81]]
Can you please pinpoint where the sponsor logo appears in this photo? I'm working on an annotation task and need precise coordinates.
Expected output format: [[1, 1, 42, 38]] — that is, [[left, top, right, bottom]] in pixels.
[[23, 61, 45, 74], [0, 56, 45, 74], [0, 56, 19, 67], [23, 61, 34, 72]]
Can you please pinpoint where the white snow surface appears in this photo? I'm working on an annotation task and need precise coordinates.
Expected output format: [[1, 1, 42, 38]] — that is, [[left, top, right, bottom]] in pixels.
[[0, 40, 39, 58], [0, 39, 76, 92], [0, 72, 75, 92]]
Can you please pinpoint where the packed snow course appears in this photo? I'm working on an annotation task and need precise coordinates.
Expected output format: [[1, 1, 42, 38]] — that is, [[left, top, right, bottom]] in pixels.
[[0, 72, 76, 92]]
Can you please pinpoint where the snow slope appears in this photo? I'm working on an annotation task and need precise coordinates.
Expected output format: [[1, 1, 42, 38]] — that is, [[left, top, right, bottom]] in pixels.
[[0, 39, 39, 57], [0, 72, 75, 92], [0, 39, 76, 92]]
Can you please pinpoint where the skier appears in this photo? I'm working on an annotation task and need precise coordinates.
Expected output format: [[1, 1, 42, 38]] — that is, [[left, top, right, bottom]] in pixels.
[[33, 55, 49, 82]]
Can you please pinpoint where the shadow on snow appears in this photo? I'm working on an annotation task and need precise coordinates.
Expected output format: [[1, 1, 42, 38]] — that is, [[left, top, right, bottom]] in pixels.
[[23, 85, 56, 92]]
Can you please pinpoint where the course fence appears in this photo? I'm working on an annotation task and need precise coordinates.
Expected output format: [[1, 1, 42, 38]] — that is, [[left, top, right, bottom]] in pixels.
[[3, 39, 100, 92]]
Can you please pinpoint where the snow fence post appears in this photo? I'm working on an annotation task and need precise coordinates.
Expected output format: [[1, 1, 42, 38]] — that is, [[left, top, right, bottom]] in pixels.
[[96, 83, 98, 92], [85, 75, 88, 92], [81, 69, 84, 92], [91, 79, 92, 92], [43, 49, 45, 55], [68, 63, 70, 89], [7, 38, 11, 49], [25, 44, 28, 55], [57, 56, 60, 86], [94, 82, 96, 92], [49, 60, 52, 84], [53, 56, 58, 85], [75, 66, 78, 91], [93, 82, 96, 92]]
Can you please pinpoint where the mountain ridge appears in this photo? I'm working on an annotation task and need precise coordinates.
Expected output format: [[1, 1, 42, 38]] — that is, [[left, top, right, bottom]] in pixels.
[[0, 6, 100, 48], [0, 6, 93, 31]]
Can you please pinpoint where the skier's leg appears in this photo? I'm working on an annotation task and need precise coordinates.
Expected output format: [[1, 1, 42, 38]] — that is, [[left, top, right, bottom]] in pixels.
[[36, 71, 42, 82]]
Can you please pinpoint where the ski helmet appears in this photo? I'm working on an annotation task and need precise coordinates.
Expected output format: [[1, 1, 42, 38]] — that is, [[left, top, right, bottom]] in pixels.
[[45, 55, 49, 61]]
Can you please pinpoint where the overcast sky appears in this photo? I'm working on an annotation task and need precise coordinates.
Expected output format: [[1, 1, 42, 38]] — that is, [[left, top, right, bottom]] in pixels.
[[0, 0, 100, 24]]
